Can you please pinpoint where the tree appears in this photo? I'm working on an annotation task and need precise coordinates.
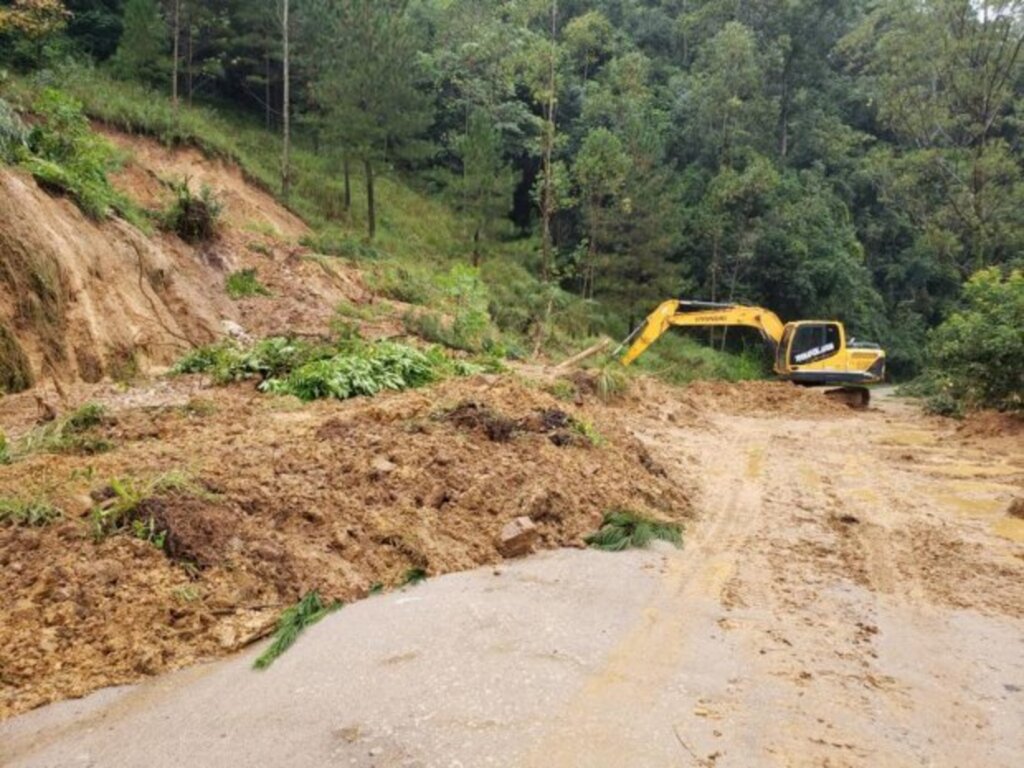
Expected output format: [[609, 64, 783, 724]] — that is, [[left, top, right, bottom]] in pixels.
[[451, 111, 516, 265], [0, 0, 70, 64], [574, 127, 629, 297], [312, 0, 434, 239], [111, 0, 167, 83]]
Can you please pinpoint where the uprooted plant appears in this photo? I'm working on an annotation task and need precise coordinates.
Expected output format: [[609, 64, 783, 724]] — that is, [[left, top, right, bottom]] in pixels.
[[253, 591, 343, 670], [585, 510, 683, 552], [162, 178, 222, 243], [174, 337, 488, 401], [89, 470, 210, 544]]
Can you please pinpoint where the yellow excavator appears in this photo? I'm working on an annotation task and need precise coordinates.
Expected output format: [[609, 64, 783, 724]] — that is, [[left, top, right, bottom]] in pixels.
[[618, 300, 886, 407]]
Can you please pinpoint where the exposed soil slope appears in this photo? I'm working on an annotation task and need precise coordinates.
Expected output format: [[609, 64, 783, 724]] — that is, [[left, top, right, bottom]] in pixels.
[[0, 129, 372, 392]]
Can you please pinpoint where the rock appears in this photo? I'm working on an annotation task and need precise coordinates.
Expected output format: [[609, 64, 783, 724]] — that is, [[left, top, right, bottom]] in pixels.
[[370, 457, 397, 478], [221, 319, 252, 344], [1008, 498, 1024, 520], [498, 516, 538, 558], [91, 559, 124, 586]]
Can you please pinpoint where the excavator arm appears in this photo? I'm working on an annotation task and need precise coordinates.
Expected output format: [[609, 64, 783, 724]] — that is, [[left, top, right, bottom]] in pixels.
[[620, 301, 786, 366]]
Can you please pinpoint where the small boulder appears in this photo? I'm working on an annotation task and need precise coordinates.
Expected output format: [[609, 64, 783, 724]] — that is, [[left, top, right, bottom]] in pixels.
[[498, 516, 538, 558], [1008, 498, 1024, 520]]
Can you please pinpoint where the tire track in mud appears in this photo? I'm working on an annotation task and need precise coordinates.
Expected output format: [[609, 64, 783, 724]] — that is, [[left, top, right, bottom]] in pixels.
[[528, 398, 1024, 767]]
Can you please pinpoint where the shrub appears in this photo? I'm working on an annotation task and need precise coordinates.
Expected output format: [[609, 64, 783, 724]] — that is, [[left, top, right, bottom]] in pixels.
[[226, 268, 271, 299], [163, 179, 222, 242], [924, 268, 1023, 413], [0, 498, 62, 527], [367, 262, 436, 306], [585, 510, 683, 551], [22, 88, 139, 223]]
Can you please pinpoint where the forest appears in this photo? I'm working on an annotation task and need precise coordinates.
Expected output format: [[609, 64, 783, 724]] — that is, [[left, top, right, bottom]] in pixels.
[[1, 0, 1022, 405]]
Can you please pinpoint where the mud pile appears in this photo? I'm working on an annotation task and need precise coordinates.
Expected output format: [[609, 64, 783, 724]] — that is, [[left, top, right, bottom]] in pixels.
[[678, 380, 850, 417], [0, 375, 691, 717]]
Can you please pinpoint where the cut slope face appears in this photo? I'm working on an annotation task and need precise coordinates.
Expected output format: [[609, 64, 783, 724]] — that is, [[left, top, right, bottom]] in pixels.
[[0, 168, 227, 387], [0, 129, 367, 391]]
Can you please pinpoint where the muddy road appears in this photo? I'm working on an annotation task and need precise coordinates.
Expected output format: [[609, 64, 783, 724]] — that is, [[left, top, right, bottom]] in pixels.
[[2, 391, 1022, 767]]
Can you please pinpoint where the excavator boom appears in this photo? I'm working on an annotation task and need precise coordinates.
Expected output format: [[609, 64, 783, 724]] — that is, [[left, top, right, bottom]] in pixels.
[[620, 301, 786, 366]]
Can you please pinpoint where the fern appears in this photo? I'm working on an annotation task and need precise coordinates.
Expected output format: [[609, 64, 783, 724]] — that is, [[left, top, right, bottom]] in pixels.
[[585, 510, 682, 552], [253, 591, 342, 670]]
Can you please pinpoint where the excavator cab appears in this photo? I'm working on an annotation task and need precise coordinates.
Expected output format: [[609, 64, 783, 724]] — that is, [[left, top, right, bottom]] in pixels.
[[777, 322, 844, 373]]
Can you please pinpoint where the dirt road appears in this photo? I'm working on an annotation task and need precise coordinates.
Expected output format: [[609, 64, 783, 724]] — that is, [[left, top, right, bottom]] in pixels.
[[2, 392, 1022, 767]]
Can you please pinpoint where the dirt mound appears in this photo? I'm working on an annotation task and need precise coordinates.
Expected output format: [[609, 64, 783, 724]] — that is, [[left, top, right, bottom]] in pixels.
[[956, 410, 1024, 440], [679, 380, 850, 417], [0, 376, 692, 718]]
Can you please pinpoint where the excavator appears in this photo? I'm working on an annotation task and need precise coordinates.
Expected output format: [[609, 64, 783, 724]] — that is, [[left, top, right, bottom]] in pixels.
[[618, 300, 886, 407]]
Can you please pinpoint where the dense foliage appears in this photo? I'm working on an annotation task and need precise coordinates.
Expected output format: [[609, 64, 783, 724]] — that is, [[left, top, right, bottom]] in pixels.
[[1, 1, 1022, 405], [922, 269, 1024, 414]]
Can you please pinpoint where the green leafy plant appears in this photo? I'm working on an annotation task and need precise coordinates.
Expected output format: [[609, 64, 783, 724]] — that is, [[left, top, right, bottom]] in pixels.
[[585, 510, 683, 552], [0, 430, 10, 465], [253, 591, 342, 670], [226, 268, 271, 299], [0, 497, 62, 527]]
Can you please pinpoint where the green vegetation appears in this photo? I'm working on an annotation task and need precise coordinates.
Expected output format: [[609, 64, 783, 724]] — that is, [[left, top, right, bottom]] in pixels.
[[0, 497, 62, 527], [8, 88, 142, 224], [162, 179, 221, 243], [174, 336, 486, 402], [400, 567, 428, 587], [629, 335, 767, 386], [585, 510, 683, 552], [912, 269, 1024, 415], [3, 1, 1021, 411], [253, 591, 342, 670], [8, 403, 113, 461], [570, 417, 605, 447], [226, 268, 271, 299], [89, 470, 205, 542]]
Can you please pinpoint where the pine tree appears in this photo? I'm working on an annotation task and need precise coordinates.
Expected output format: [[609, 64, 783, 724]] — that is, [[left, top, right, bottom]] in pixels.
[[112, 0, 167, 83]]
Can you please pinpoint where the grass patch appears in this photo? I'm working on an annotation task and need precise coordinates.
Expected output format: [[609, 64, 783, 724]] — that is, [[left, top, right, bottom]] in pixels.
[[570, 417, 605, 447], [10, 403, 114, 460], [226, 268, 271, 299], [629, 334, 767, 386], [0, 497, 62, 527], [253, 591, 342, 670], [585, 510, 683, 552]]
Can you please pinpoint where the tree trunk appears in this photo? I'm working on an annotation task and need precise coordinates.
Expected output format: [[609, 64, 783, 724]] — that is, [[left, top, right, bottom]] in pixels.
[[172, 0, 180, 114], [264, 50, 271, 131], [343, 156, 351, 211], [365, 159, 376, 240], [281, 0, 291, 201], [186, 13, 193, 106], [472, 226, 481, 267]]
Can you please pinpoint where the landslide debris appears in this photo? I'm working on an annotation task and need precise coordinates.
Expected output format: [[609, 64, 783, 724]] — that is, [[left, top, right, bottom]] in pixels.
[[0, 375, 691, 718]]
